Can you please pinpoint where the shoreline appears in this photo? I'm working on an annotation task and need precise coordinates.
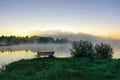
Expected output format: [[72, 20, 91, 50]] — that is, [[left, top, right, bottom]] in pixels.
[[0, 58, 120, 80]]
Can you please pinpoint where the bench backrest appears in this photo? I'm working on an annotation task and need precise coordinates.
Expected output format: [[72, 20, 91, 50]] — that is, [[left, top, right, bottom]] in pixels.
[[37, 51, 54, 55]]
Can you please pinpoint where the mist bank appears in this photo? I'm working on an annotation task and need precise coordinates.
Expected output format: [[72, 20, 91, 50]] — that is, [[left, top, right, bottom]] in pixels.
[[0, 31, 120, 48], [35, 31, 120, 48]]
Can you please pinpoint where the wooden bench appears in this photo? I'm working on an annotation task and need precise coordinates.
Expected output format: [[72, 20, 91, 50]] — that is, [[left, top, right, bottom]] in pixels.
[[36, 51, 55, 58]]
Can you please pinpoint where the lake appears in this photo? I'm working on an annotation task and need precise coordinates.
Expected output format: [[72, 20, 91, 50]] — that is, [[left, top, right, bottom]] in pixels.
[[0, 43, 120, 68]]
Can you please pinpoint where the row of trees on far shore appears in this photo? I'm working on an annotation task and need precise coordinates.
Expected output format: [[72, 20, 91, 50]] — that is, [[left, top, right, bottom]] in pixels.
[[70, 40, 113, 59], [0, 35, 69, 45]]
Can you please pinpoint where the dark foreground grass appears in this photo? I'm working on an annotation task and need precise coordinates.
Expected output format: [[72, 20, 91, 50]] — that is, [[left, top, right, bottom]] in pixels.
[[0, 58, 120, 80]]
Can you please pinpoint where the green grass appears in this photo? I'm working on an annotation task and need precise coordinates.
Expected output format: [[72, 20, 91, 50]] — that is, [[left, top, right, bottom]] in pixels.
[[0, 58, 120, 80]]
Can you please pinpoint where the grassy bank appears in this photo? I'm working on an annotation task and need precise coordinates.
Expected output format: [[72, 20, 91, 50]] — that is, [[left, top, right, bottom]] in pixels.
[[0, 58, 120, 80]]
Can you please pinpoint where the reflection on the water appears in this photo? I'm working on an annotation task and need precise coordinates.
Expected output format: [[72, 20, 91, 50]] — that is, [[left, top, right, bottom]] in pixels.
[[0, 44, 71, 68], [0, 44, 71, 52], [112, 47, 120, 59], [0, 43, 120, 68], [0, 50, 35, 68]]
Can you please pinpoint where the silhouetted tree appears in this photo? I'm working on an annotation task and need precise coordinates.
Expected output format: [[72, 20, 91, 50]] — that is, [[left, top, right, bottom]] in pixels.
[[95, 43, 113, 58], [70, 40, 94, 58]]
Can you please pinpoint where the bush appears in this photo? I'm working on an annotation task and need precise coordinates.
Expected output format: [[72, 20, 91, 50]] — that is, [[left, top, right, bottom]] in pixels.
[[95, 43, 113, 58], [70, 40, 94, 58]]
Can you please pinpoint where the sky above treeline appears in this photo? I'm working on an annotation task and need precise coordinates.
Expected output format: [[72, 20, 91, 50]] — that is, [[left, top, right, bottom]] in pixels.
[[0, 0, 120, 39]]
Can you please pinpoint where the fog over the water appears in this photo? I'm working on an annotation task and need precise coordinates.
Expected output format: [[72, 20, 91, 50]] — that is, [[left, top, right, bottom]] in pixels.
[[32, 31, 120, 47]]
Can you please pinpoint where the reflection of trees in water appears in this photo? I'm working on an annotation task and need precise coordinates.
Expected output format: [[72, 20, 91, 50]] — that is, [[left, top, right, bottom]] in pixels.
[[0, 44, 71, 53]]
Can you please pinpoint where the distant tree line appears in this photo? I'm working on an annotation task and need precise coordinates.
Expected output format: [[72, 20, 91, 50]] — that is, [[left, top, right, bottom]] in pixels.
[[0, 35, 69, 45]]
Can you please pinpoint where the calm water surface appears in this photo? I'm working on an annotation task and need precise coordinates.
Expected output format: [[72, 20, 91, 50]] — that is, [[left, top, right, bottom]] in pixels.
[[0, 44, 71, 68], [0, 43, 120, 68]]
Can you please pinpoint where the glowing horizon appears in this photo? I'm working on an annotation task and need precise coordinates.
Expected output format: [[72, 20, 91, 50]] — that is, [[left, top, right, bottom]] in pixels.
[[0, 29, 120, 40], [0, 0, 120, 39]]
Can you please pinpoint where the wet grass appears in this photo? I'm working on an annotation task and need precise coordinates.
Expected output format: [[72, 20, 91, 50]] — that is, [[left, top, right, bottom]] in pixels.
[[0, 58, 120, 80]]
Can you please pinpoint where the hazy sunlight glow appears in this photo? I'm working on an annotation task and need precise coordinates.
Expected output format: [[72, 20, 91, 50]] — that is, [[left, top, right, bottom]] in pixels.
[[0, 0, 120, 39]]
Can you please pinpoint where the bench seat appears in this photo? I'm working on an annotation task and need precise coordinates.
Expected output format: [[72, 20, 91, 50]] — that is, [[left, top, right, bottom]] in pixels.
[[36, 51, 55, 58]]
